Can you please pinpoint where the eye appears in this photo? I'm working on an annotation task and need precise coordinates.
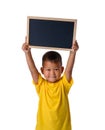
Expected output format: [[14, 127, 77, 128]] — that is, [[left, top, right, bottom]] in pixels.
[[46, 69, 51, 71], [54, 68, 59, 71]]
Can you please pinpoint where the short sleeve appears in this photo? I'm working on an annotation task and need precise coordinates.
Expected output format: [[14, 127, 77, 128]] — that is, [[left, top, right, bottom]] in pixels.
[[62, 74, 74, 94], [32, 74, 44, 95]]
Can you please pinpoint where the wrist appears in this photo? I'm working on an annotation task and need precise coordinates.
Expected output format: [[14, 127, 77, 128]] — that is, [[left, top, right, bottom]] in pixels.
[[70, 49, 76, 54], [24, 48, 31, 54]]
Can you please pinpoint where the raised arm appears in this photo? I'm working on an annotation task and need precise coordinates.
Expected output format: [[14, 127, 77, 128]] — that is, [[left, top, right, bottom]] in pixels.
[[22, 38, 39, 84], [64, 40, 79, 82]]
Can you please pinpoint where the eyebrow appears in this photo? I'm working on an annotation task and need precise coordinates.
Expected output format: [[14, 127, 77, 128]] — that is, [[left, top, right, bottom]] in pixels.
[[43, 67, 61, 69]]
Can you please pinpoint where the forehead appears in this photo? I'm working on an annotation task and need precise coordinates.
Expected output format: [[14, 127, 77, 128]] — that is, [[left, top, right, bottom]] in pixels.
[[43, 61, 61, 67]]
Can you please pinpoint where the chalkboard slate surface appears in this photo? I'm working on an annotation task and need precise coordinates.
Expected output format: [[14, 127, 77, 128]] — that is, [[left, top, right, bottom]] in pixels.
[[27, 16, 77, 50]]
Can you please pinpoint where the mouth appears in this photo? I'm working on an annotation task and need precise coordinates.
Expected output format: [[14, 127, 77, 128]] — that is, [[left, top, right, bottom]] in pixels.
[[49, 76, 56, 79], [48, 77, 57, 81]]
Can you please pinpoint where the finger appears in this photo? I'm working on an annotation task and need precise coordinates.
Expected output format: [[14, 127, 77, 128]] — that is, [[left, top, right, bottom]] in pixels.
[[75, 40, 78, 44], [72, 40, 77, 45], [25, 36, 27, 43]]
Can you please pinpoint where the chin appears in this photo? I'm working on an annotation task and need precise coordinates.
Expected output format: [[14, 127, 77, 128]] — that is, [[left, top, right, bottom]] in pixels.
[[47, 78, 59, 83]]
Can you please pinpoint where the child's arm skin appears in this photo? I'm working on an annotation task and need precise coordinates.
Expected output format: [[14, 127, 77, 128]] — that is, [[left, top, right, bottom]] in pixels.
[[22, 38, 39, 84], [65, 40, 79, 82]]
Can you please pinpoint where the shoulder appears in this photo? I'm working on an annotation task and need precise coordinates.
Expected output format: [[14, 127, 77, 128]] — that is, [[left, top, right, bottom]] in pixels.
[[32, 74, 46, 94], [61, 74, 74, 93], [33, 74, 45, 86], [62, 74, 73, 84]]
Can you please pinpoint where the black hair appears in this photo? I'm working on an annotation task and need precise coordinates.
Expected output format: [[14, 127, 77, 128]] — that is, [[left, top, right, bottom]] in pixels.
[[42, 51, 62, 66]]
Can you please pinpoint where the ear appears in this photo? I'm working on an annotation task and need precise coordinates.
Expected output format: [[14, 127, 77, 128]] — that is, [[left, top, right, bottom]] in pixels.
[[40, 67, 44, 74], [61, 66, 64, 73]]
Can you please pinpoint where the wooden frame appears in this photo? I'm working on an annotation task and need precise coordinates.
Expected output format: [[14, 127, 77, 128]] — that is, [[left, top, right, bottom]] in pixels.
[[27, 16, 77, 50]]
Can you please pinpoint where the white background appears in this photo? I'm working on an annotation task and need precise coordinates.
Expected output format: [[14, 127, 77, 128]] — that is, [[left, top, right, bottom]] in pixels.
[[0, 0, 105, 130]]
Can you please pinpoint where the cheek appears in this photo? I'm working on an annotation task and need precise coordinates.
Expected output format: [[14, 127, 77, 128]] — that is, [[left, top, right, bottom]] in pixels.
[[43, 70, 49, 76], [55, 71, 62, 76]]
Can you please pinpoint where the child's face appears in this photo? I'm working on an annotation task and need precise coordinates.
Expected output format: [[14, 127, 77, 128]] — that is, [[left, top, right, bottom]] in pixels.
[[41, 61, 64, 83]]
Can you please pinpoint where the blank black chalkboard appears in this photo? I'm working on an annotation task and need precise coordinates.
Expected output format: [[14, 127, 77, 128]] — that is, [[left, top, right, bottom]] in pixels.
[[27, 16, 77, 50]]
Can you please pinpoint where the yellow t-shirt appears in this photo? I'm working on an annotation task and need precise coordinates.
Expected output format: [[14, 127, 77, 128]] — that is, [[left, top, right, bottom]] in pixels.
[[33, 74, 73, 130]]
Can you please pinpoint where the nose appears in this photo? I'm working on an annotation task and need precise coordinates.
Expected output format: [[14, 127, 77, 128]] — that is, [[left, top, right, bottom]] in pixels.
[[50, 69, 55, 75]]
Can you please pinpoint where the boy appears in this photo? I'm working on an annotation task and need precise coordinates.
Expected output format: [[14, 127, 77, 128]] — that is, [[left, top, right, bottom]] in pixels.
[[22, 38, 79, 130]]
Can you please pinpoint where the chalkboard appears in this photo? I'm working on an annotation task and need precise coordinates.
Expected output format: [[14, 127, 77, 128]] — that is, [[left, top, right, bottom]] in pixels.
[[27, 16, 77, 50]]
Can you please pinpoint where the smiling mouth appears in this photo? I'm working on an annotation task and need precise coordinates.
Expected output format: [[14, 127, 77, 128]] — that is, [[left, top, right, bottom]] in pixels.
[[49, 77, 56, 79]]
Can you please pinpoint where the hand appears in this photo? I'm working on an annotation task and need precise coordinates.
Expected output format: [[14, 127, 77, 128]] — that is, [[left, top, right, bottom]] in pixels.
[[22, 37, 30, 53], [72, 40, 79, 52]]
